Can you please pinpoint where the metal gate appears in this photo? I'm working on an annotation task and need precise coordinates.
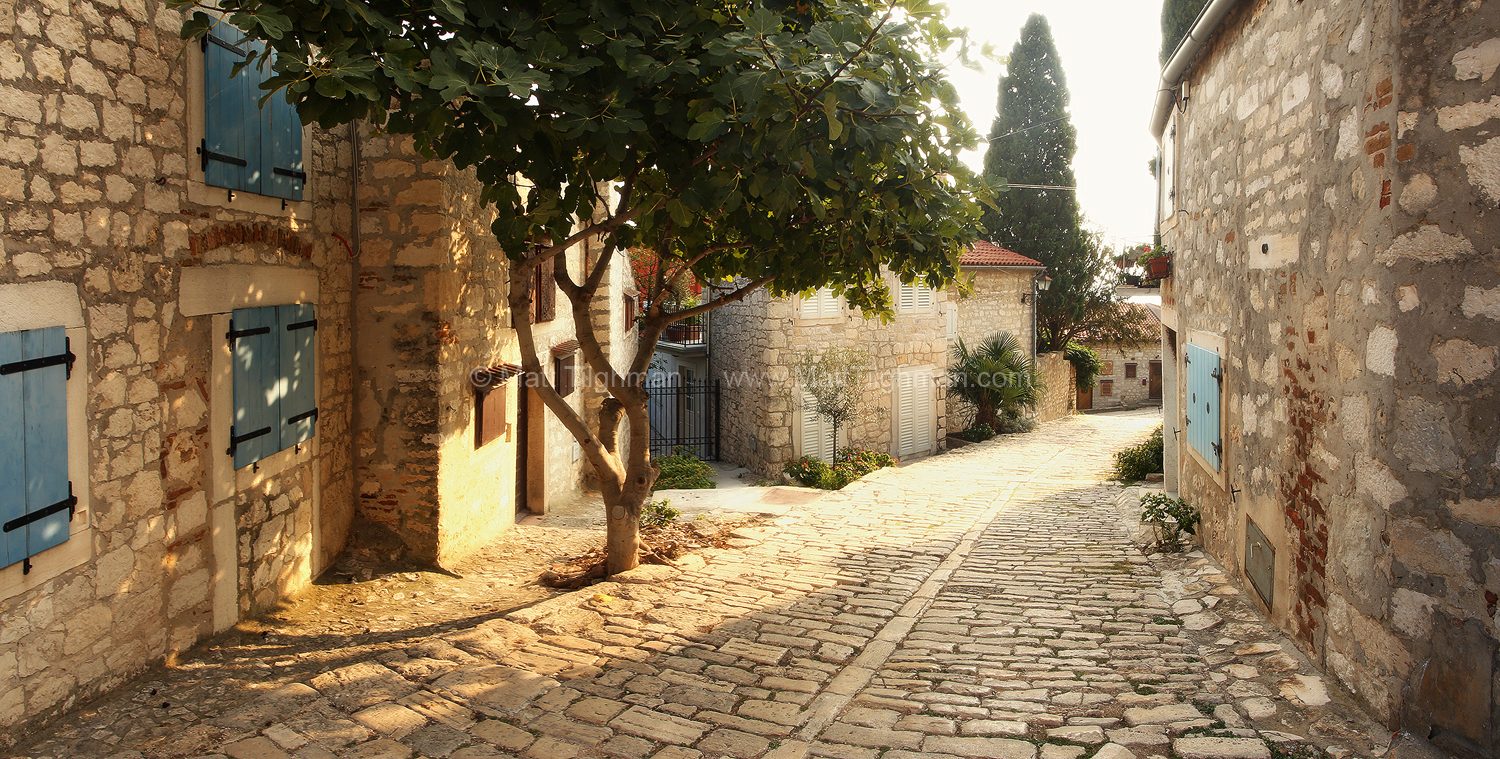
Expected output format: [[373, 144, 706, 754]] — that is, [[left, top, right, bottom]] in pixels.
[[646, 377, 720, 460]]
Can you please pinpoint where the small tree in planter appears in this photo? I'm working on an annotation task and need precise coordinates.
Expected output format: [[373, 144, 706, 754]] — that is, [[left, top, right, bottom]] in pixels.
[[794, 347, 870, 459], [1135, 243, 1173, 280], [1139, 492, 1200, 552]]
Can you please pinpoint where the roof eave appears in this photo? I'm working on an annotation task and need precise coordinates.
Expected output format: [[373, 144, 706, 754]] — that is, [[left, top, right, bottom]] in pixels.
[[1150, 0, 1244, 139]]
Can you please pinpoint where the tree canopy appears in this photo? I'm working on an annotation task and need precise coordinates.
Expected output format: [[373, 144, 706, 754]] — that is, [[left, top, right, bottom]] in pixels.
[[181, 0, 990, 572]]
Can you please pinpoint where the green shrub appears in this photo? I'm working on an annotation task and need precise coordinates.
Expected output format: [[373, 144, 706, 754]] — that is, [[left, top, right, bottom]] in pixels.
[[1113, 427, 1165, 481], [1140, 492, 1199, 551], [641, 498, 681, 529], [1064, 342, 1104, 390], [654, 449, 716, 490], [783, 448, 896, 490], [956, 423, 996, 442]]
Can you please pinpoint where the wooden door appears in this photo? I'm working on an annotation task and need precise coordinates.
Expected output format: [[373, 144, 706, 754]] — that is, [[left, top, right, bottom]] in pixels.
[[1076, 386, 1093, 411], [1149, 360, 1163, 401]]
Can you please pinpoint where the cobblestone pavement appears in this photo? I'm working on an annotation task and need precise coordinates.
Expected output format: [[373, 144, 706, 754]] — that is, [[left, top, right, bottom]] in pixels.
[[14, 410, 1392, 759]]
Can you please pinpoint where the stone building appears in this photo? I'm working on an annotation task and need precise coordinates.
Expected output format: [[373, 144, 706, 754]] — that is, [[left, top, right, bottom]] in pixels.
[[711, 275, 952, 477], [1153, 0, 1500, 754], [0, 2, 628, 740], [946, 241, 1046, 429], [712, 243, 1042, 477], [1078, 302, 1163, 411]]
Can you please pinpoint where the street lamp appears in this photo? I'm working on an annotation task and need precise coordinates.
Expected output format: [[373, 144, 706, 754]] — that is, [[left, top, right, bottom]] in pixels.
[[1030, 272, 1051, 358]]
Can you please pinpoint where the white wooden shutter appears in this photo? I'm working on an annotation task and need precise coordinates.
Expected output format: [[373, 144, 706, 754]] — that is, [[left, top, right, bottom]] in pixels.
[[800, 288, 840, 319], [897, 282, 933, 313], [800, 392, 835, 461], [945, 306, 958, 339], [895, 371, 934, 457]]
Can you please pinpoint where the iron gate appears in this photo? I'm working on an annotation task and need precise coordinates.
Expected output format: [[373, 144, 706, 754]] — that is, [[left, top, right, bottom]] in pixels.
[[646, 377, 720, 460]]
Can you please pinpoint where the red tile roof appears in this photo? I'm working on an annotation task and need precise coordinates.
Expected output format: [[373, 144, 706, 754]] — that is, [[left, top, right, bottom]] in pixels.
[[960, 241, 1045, 269]]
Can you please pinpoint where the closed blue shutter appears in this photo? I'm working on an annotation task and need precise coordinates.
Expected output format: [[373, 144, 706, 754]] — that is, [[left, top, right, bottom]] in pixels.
[[20, 328, 71, 557], [1185, 344, 1222, 471], [278, 304, 317, 448], [203, 23, 257, 193], [264, 82, 305, 201], [0, 332, 25, 568], [230, 306, 281, 468]]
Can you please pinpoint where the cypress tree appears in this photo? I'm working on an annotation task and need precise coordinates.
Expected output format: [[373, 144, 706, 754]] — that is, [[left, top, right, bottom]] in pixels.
[[1161, 0, 1211, 63], [980, 14, 1100, 352]]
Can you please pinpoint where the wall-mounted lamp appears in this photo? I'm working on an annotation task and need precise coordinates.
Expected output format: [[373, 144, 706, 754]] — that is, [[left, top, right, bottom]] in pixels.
[[1021, 274, 1051, 304]]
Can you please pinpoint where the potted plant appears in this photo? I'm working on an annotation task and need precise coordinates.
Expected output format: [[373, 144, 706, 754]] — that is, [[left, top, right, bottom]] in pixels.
[[1135, 243, 1173, 279], [1139, 492, 1200, 552]]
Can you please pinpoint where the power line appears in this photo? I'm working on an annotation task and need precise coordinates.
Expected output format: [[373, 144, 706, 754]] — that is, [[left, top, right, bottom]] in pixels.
[[1005, 183, 1077, 190], [986, 114, 1070, 142]]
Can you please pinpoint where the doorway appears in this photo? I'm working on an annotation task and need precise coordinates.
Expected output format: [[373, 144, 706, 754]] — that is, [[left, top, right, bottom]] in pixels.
[[1149, 360, 1163, 401], [514, 385, 529, 519]]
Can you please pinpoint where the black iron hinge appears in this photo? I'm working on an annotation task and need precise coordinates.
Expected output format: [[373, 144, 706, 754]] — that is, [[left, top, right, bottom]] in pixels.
[[1212, 441, 1223, 458], [226, 319, 271, 345], [0, 337, 76, 380], [1211, 366, 1223, 384], [226, 424, 272, 457], [286, 408, 318, 426], [285, 318, 317, 332], [200, 139, 248, 173], [273, 167, 308, 182], [4, 482, 77, 576]]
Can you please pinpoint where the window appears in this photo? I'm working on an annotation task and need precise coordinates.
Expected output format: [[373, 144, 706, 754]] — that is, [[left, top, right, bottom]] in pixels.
[[1100, 379, 1115, 397], [1125, 362, 1138, 379], [201, 20, 304, 201], [623, 295, 636, 332], [945, 306, 958, 339], [798, 288, 841, 320], [896, 280, 935, 312], [229, 304, 317, 468], [552, 341, 578, 397], [473, 364, 520, 449], [1102, 361, 1115, 375], [1185, 343, 1222, 471], [1, 327, 77, 573], [894, 370, 935, 457], [531, 256, 556, 323]]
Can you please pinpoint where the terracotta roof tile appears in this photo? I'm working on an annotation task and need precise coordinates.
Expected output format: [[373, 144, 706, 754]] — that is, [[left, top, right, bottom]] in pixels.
[[960, 241, 1045, 268]]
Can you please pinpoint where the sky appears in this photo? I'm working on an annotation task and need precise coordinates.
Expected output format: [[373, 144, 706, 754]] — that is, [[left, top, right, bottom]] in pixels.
[[938, 0, 1164, 251]]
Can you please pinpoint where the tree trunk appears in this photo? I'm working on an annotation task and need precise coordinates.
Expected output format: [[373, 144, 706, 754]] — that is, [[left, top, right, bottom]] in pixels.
[[604, 488, 645, 575]]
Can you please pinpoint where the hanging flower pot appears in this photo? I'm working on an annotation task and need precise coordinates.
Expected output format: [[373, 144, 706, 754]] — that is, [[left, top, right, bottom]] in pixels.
[[1146, 255, 1172, 279]]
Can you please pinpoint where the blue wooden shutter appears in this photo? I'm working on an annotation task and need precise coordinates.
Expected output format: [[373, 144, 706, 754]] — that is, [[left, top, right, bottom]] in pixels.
[[230, 306, 281, 468], [1185, 344, 1222, 471], [202, 23, 257, 193], [20, 328, 72, 557], [278, 304, 317, 449], [0, 332, 25, 568], [264, 76, 305, 201]]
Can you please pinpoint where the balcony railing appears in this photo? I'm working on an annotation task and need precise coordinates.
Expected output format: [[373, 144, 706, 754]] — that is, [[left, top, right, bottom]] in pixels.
[[661, 322, 705, 346]]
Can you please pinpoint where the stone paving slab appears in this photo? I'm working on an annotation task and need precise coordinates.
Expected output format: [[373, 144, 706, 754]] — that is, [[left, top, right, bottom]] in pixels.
[[12, 410, 1393, 759]]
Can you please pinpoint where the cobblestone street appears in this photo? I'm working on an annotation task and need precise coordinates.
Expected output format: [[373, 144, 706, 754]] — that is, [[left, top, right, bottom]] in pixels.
[[14, 411, 1391, 759]]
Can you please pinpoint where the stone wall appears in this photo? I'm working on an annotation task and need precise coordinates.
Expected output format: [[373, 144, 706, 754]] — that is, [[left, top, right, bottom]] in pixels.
[[1086, 341, 1161, 410], [1160, 0, 1500, 753], [1034, 351, 1074, 423], [713, 282, 951, 477], [0, 0, 354, 738], [355, 135, 607, 566]]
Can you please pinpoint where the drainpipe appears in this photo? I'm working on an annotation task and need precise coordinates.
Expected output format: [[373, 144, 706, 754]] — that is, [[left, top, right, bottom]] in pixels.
[[1150, 0, 1242, 139], [348, 120, 362, 521]]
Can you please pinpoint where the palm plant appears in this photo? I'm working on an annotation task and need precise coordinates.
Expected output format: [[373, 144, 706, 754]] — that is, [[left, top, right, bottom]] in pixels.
[[949, 333, 1044, 430]]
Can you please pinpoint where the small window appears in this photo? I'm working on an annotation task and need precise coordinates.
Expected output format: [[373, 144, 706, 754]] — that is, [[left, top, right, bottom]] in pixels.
[[551, 341, 578, 397], [1102, 360, 1115, 375], [1125, 362, 1138, 379], [229, 304, 317, 468], [473, 364, 519, 449], [896, 280, 935, 312], [532, 256, 557, 323], [201, 20, 305, 200], [623, 295, 636, 331], [0, 326, 77, 573], [1099, 379, 1114, 397], [799, 288, 841, 320]]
